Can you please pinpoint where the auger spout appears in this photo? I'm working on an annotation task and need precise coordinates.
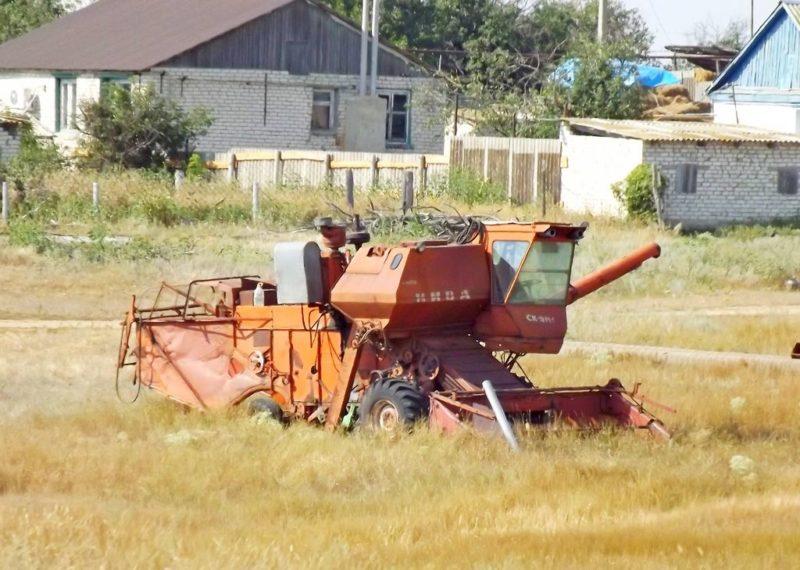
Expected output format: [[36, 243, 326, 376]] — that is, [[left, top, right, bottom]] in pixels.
[[567, 243, 661, 304]]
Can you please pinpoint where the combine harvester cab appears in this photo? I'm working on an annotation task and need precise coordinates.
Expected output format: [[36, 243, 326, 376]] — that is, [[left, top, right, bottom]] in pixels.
[[117, 219, 669, 441]]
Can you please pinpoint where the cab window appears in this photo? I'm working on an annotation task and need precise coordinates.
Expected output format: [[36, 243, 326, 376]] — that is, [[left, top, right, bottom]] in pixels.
[[491, 241, 528, 303], [508, 241, 574, 305]]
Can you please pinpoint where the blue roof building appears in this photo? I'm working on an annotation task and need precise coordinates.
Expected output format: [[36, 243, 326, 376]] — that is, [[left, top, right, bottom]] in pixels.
[[709, 1, 800, 133]]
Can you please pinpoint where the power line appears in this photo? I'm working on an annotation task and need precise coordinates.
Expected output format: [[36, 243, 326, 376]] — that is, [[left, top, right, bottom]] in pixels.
[[647, 0, 672, 45]]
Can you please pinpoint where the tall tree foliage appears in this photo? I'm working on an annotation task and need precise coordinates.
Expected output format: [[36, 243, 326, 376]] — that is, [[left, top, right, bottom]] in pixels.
[[0, 0, 69, 44], [317, 0, 652, 136]]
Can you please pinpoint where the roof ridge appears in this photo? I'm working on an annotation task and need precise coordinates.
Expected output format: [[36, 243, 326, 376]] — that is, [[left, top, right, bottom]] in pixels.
[[709, 3, 800, 93], [0, 0, 424, 73]]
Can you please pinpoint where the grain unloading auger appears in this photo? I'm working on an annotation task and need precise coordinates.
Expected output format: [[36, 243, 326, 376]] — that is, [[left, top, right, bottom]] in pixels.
[[116, 220, 669, 440]]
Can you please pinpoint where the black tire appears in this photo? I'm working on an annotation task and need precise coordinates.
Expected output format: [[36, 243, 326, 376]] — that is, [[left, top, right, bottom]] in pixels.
[[358, 379, 428, 432], [247, 395, 284, 423]]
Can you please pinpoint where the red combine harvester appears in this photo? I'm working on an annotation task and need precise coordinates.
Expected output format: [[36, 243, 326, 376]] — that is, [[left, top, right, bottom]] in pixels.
[[117, 220, 668, 440]]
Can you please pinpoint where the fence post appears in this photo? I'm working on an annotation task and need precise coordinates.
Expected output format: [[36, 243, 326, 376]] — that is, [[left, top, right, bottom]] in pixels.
[[1, 181, 8, 224], [482, 140, 490, 181], [506, 144, 514, 202], [227, 153, 238, 183], [174, 169, 185, 189], [651, 164, 664, 229], [535, 153, 547, 217], [92, 181, 100, 212], [402, 171, 414, 214], [418, 155, 427, 196], [370, 155, 379, 188], [345, 169, 355, 212], [273, 150, 283, 187], [251, 182, 259, 222], [324, 153, 333, 186]]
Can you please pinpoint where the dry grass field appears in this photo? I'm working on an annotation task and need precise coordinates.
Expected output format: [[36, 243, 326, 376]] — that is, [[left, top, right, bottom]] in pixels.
[[1, 199, 800, 567]]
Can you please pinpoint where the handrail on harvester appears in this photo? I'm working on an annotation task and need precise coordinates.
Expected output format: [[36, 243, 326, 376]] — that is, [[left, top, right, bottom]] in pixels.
[[567, 243, 661, 304]]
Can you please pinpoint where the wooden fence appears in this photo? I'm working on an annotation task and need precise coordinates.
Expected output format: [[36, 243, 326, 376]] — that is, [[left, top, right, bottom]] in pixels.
[[449, 136, 562, 206], [207, 149, 449, 193], [205, 136, 563, 207]]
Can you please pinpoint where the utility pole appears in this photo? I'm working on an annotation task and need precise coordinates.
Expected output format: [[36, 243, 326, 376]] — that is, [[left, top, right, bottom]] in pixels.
[[750, 0, 755, 37], [597, 0, 606, 44], [359, 0, 369, 96], [370, 0, 381, 96]]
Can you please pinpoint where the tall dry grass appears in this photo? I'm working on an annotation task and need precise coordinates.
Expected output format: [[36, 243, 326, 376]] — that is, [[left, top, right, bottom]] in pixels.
[[1, 326, 799, 567], [2, 179, 800, 565]]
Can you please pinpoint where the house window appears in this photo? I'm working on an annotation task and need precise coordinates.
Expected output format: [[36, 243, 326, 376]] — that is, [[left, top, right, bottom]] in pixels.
[[100, 77, 132, 99], [777, 167, 799, 195], [676, 164, 698, 194], [56, 77, 77, 131], [378, 91, 410, 147], [311, 89, 335, 131]]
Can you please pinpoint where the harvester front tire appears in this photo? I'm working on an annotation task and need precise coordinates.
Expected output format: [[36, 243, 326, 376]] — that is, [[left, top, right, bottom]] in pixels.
[[247, 396, 284, 424], [359, 379, 428, 432]]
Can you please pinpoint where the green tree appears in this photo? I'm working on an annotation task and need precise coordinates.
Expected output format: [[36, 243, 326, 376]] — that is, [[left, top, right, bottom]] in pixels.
[[78, 85, 213, 171], [0, 0, 70, 44], [563, 41, 645, 120]]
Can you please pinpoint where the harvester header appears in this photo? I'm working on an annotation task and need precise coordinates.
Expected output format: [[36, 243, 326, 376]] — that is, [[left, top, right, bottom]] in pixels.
[[117, 218, 668, 440]]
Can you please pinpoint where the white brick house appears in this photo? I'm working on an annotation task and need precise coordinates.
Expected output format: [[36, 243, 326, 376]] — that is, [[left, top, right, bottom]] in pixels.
[[561, 119, 800, 230], [0, 0, 446, 156]]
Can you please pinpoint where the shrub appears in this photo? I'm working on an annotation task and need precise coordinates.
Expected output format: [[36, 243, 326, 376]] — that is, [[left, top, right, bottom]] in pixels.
[[135, 190, 183, 227], [7, 218, 50, 252], [3, 127, 66, 195], [185, 153, 208, 179], [435, 168, 506, 205], [78, 85, 212, 171], [612, 163, 661, 221]]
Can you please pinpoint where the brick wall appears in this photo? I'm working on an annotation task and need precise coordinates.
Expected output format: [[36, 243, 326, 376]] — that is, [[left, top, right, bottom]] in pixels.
[[645, 141, 800, 229], [142, 68, 446, 154]]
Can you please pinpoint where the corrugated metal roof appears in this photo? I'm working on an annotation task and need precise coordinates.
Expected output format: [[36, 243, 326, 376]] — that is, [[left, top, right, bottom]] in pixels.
[[0, 0, 323, 72], [565, 119, 800, 144], [0, 111, 28, 126]]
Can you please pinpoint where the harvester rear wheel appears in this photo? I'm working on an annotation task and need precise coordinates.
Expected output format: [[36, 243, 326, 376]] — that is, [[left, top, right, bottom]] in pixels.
[[247, 395, 284, 423], [359, 379, 428, 432]]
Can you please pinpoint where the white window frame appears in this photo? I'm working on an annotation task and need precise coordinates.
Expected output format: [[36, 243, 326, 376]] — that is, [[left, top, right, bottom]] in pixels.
[[56, 77, 77, 132], [378, 90, 411, 148], [311, 88, 336, 132]]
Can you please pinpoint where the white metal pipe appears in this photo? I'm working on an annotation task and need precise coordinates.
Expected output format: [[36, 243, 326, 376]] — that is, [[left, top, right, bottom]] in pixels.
[[359, 0, 370, 96], [482, 380, 520, 452], [370, 0, 381, 96]]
